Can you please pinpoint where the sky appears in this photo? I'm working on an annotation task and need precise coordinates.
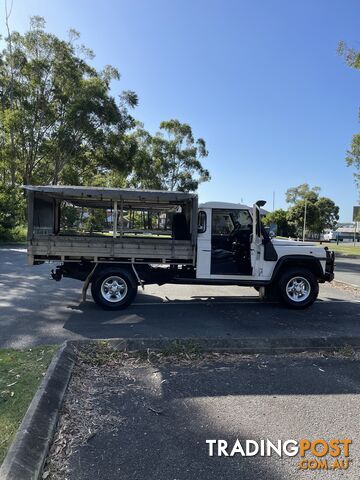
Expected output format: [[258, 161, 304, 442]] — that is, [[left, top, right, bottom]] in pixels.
[[2, 0, 360, 222]]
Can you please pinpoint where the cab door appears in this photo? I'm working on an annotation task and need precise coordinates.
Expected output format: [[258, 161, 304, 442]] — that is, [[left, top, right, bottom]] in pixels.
[[250, 202, 265, 278], [196, 207, 256, 279], [196, 209, 212, 278], [210, 209, 253, 276]]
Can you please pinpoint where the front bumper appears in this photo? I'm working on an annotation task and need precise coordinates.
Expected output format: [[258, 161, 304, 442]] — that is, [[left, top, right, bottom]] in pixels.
[[324, 249, 335, 281]]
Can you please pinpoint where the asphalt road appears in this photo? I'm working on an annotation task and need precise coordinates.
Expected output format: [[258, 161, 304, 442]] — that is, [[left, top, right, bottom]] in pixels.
[[48, 353, 360, 480], [334, 256, 360, 287], [0, 248, 359, 349]]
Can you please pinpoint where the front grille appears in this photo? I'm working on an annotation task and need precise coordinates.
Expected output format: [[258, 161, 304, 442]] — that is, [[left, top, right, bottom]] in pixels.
[[325, 250, 335, 274]]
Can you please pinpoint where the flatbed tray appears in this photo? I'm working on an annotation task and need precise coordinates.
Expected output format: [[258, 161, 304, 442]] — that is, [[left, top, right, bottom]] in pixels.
[[28, 235, 195, 265]]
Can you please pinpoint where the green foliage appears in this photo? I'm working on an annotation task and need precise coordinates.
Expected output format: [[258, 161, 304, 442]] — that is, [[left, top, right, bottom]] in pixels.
[[0, 187, 25, 229], [0, 346, 57, 462], [160, 340, 201, 357], [0, 16, 138, 187], [285, 183, 321, 204], [59, 204, 81, 232], [284, 184, 339, 237], [287, 200, 320, 236], [60, 205, 109, 233], [128, 120, 210, 192], [327, 243, 360, 256], [315, 197, 340, 231], [345, 133, 360, 192], [82, 209, 109, 233], [338, 42, 360, 194], [0, 18, 210, 236], [0, 225, 27, 243], [338, 41, 360, 69], [262, 209, 295, 237]]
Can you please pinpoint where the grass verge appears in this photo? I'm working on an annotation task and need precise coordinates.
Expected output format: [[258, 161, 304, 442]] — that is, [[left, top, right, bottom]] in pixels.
[[0, 345, 57, 464], [326, 243, 360, 256]]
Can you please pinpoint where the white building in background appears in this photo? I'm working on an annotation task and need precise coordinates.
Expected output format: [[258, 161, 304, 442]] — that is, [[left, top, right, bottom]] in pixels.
[[323, 225, 359, 242]]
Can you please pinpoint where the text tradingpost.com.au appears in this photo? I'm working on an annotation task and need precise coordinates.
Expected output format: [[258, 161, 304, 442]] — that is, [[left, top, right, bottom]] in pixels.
[[206, 439, 352, 471]]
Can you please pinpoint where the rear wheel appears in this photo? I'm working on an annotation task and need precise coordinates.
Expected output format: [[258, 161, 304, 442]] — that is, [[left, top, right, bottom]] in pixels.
[[278, 268, 318, 309], [91, 269, 137, 310]]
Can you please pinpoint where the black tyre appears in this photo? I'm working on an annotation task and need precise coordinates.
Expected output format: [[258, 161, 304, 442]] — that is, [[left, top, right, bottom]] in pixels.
[[91, 269, 138, 310], [278, 268, 319, 309]]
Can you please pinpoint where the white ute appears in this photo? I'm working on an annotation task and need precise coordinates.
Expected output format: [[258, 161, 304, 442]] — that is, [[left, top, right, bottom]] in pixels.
[[24, 186, 335, 310]]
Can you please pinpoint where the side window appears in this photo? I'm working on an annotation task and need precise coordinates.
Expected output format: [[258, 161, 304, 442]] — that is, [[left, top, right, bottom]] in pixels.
[[236, 210, 252, 230], [197, 211, 207, 233], [212, 210, 233, 235]]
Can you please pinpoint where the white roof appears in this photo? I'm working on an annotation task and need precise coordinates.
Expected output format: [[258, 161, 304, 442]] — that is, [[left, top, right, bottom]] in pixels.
[[336, 227, 356, 233], [23, 185, 196, 209], [199, 201, 251, 210], [23, 185, 196, 200]]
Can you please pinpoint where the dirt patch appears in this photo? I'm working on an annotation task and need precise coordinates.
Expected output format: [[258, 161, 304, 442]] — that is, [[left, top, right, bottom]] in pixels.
[[328, 280, 360, 297], [42, 360, 129, 479]]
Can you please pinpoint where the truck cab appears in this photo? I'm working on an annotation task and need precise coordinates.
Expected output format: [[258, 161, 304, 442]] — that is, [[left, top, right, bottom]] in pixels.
[[194, 201, 334, 307]]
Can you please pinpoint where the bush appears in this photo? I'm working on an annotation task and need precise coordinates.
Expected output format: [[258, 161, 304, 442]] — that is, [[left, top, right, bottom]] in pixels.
[[263, 209, 296, 237], [0, 225, 27, 243], [0, 188, 26, 230], [60, 204, 82, 232], [83, 209, 109, 233]]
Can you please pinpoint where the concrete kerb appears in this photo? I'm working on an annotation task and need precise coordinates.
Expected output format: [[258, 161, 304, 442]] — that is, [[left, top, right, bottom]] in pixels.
[[0, 342, 76, 480], [2, 335, 360, 480]]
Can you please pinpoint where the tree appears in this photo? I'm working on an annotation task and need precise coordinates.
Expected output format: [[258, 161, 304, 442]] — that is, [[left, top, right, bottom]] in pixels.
[[262, 209, 295, 237], [315, 197, 339, 231], [345, 134, 360, 193], [0, 16, 137, 187], [338, 42, 360, 194], [0, 17, 211, 239], [126, 124, 162, 190], [287, 200, 320, 237], [285, 184, 339, 237], [285, 183, 321, 204], [83, 209, 109, 233], [128, 120, 210, 192], [0, 186, 25, 230]]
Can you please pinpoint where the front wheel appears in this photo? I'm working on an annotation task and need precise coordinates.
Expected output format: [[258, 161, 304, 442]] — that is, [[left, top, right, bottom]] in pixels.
[[278, 268, 319, 309], [91, 269, 138, 310]]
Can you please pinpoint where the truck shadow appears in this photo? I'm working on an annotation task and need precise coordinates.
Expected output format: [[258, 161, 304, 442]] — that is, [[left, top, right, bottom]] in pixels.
[[61, 294, 360, 343], [1, 249, 358, 349]]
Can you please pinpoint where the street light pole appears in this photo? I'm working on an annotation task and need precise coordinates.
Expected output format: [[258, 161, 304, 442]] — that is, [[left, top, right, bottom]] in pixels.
[[355, 221, 357, 247], [303, 199, 307, 242]]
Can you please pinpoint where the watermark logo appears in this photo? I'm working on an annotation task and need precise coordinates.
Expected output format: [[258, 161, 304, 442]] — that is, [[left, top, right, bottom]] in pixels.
[[206, 439, 352, 471]]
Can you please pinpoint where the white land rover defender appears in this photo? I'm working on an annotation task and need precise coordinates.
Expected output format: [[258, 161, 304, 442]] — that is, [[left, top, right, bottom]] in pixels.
[[24, 186, 335, 310]]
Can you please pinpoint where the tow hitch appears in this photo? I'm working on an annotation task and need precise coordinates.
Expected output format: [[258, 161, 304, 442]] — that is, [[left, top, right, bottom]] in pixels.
[[51, 266, 63, 281]]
